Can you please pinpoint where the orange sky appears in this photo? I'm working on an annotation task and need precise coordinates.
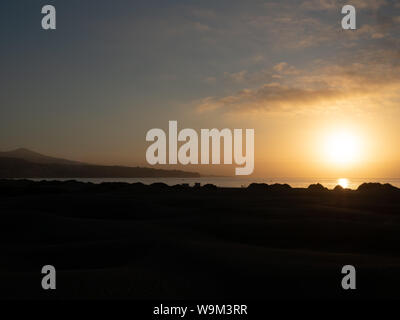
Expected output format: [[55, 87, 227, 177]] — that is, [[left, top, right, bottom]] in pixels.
[[1, 0, 400, 178]]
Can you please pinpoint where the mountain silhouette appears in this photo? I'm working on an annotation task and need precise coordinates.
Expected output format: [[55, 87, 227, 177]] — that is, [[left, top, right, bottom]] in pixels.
[[0, 148, 200, 178], [0, 148, 84, 165]]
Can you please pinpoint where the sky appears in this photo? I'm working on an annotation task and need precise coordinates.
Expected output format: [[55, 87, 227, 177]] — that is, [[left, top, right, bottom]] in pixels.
[[1, 0, 400, 178]]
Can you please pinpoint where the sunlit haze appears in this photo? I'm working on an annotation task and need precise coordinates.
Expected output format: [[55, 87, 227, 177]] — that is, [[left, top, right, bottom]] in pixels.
[[1, 0, 400, 179]]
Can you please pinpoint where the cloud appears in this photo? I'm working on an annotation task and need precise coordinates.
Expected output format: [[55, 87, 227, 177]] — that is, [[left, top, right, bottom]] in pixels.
[[193, 22, 211, 32], [191, 0, 400, 116], [250, 55, 265, 63], [247, 0, 400, 50], [224, 70, 248, 82], [301, 0, 337, 11], [348, 0, 388, 10], [273, 62, 289, 72], [179, 0, 400, 116], [196, 83, 344, 114], [273, 62, 300, 75], [301, 0, 388, 11], [247, 13, 338, 49], [195, 57, 400, 115]]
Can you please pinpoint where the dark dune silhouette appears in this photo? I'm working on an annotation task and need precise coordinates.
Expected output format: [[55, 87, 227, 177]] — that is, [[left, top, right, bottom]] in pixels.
[[1, 179, 400, 300], [0, 148, 200, 178]]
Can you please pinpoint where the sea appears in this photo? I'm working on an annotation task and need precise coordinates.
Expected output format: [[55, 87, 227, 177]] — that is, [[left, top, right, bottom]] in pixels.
[[27, 177, 400, 190]]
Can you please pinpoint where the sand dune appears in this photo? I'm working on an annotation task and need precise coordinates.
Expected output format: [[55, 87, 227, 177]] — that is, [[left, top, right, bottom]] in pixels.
[[1, 180, 400, 299]]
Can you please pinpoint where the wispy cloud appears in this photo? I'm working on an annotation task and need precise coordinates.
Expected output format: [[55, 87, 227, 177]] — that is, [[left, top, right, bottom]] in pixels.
[[196, 55, 400, 114], [193, 0, 400, 115]]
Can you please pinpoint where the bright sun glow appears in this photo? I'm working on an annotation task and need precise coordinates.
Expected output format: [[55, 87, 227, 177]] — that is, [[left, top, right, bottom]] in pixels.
[[324, 130, 361, 165], [337, 178, 349, 188]]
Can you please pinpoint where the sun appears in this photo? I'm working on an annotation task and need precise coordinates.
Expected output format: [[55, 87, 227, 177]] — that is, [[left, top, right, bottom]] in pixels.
[[324, 130, 361, 165], [337, 178, 349, 188]]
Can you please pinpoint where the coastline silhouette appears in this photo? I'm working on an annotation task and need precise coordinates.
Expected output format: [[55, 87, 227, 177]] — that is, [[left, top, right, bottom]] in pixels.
[[0, 148, 200, 178]]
